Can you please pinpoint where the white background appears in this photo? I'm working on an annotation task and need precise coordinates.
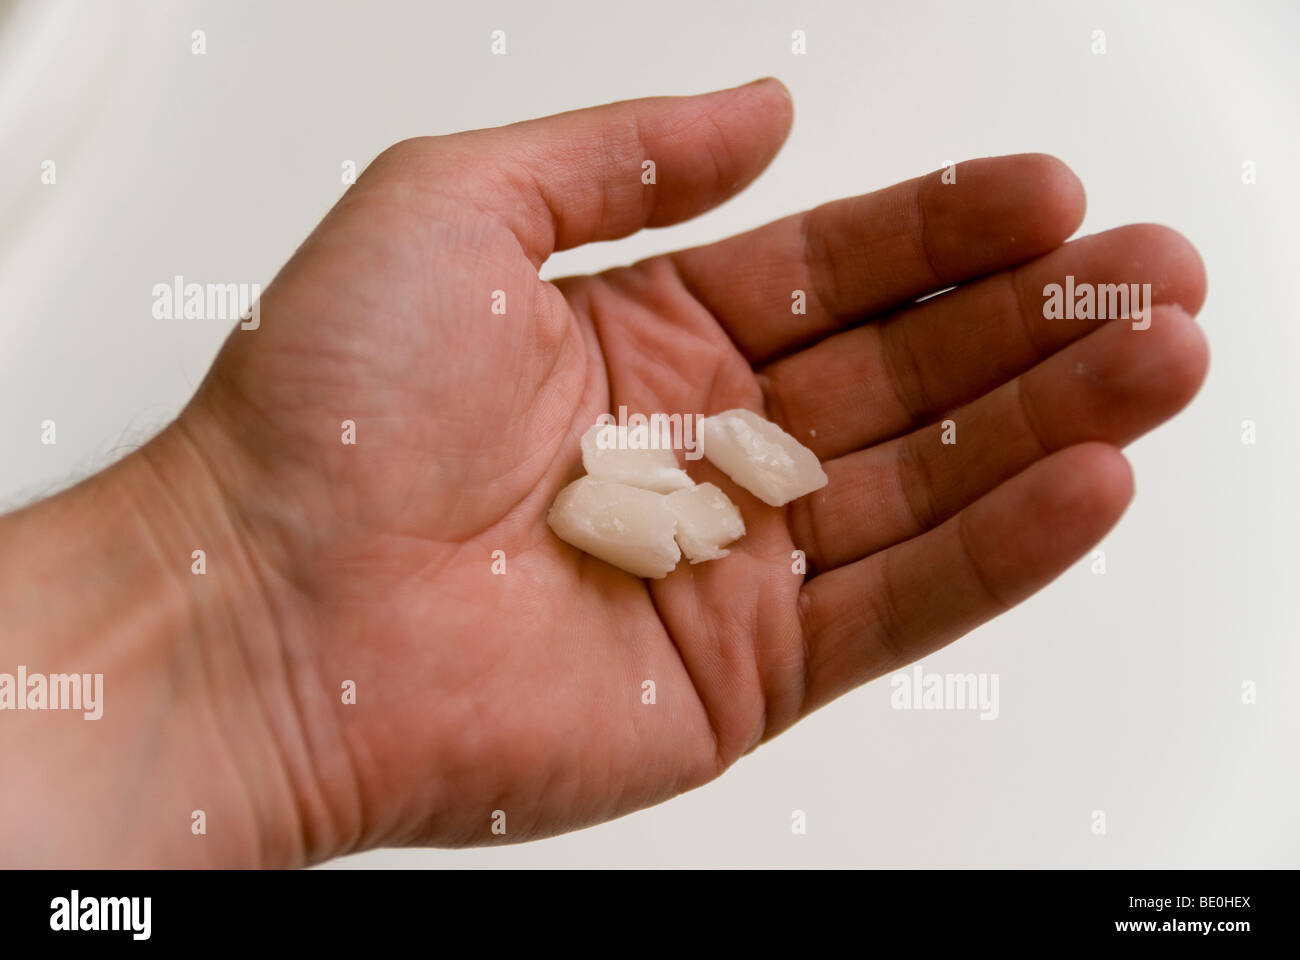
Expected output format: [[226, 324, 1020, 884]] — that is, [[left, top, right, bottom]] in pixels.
[[1, 0, 1296, 867]]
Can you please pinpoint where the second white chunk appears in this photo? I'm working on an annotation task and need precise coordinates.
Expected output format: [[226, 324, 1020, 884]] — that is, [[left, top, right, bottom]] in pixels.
[[665, 483, 746, 563], [580, 422, 693, 494], [699, 408, 828, 507]]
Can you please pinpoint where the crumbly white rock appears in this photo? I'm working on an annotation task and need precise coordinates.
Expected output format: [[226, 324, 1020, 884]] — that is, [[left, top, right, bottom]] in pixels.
[[664, 482, 745, 563], [580, 423, 693, 494], [547, 476, 681, 579], [699, 408, 828, 507], [549, 411, 828, 578]]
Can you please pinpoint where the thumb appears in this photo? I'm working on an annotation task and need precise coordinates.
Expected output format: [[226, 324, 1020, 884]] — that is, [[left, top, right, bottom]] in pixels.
[[386, 78, 794, 265]]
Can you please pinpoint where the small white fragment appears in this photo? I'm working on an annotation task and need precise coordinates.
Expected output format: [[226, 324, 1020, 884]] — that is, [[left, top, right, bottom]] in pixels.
[[580, 422, 693, 494], [700, 408, 828, 507], [665, 482, 746, 563], [547, 476, 681, 578]]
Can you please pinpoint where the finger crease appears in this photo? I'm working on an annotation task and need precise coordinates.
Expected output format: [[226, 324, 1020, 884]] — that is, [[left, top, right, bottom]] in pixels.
[[897, 432, 942, 534], [1013, 377, 1053, 459], [799, 209, 841, 321], [956, 509, 1011, 612]]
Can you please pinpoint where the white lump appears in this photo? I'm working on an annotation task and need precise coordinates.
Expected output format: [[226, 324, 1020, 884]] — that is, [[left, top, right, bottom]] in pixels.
[[698, 408, 828, 507], [665, 483, 746, 563], [548, 410, 825, 578], [547, 477, 682, 579], [580, 423, 693, 493]]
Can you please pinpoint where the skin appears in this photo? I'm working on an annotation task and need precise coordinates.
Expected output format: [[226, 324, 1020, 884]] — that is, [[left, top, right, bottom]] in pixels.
[[0, 79, 1208, 867]]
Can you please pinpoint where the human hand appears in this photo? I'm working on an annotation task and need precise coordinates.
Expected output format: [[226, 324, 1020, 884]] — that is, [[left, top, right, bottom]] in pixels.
[[0, 79, 1206, 866]]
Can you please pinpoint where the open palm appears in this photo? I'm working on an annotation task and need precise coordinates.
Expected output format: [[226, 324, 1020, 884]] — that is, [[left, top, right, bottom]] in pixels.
[[188, 79, 1206, 861]]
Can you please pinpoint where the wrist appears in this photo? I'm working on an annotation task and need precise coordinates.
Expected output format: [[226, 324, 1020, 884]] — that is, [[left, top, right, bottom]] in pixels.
[[0, 409, 313, 867]]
